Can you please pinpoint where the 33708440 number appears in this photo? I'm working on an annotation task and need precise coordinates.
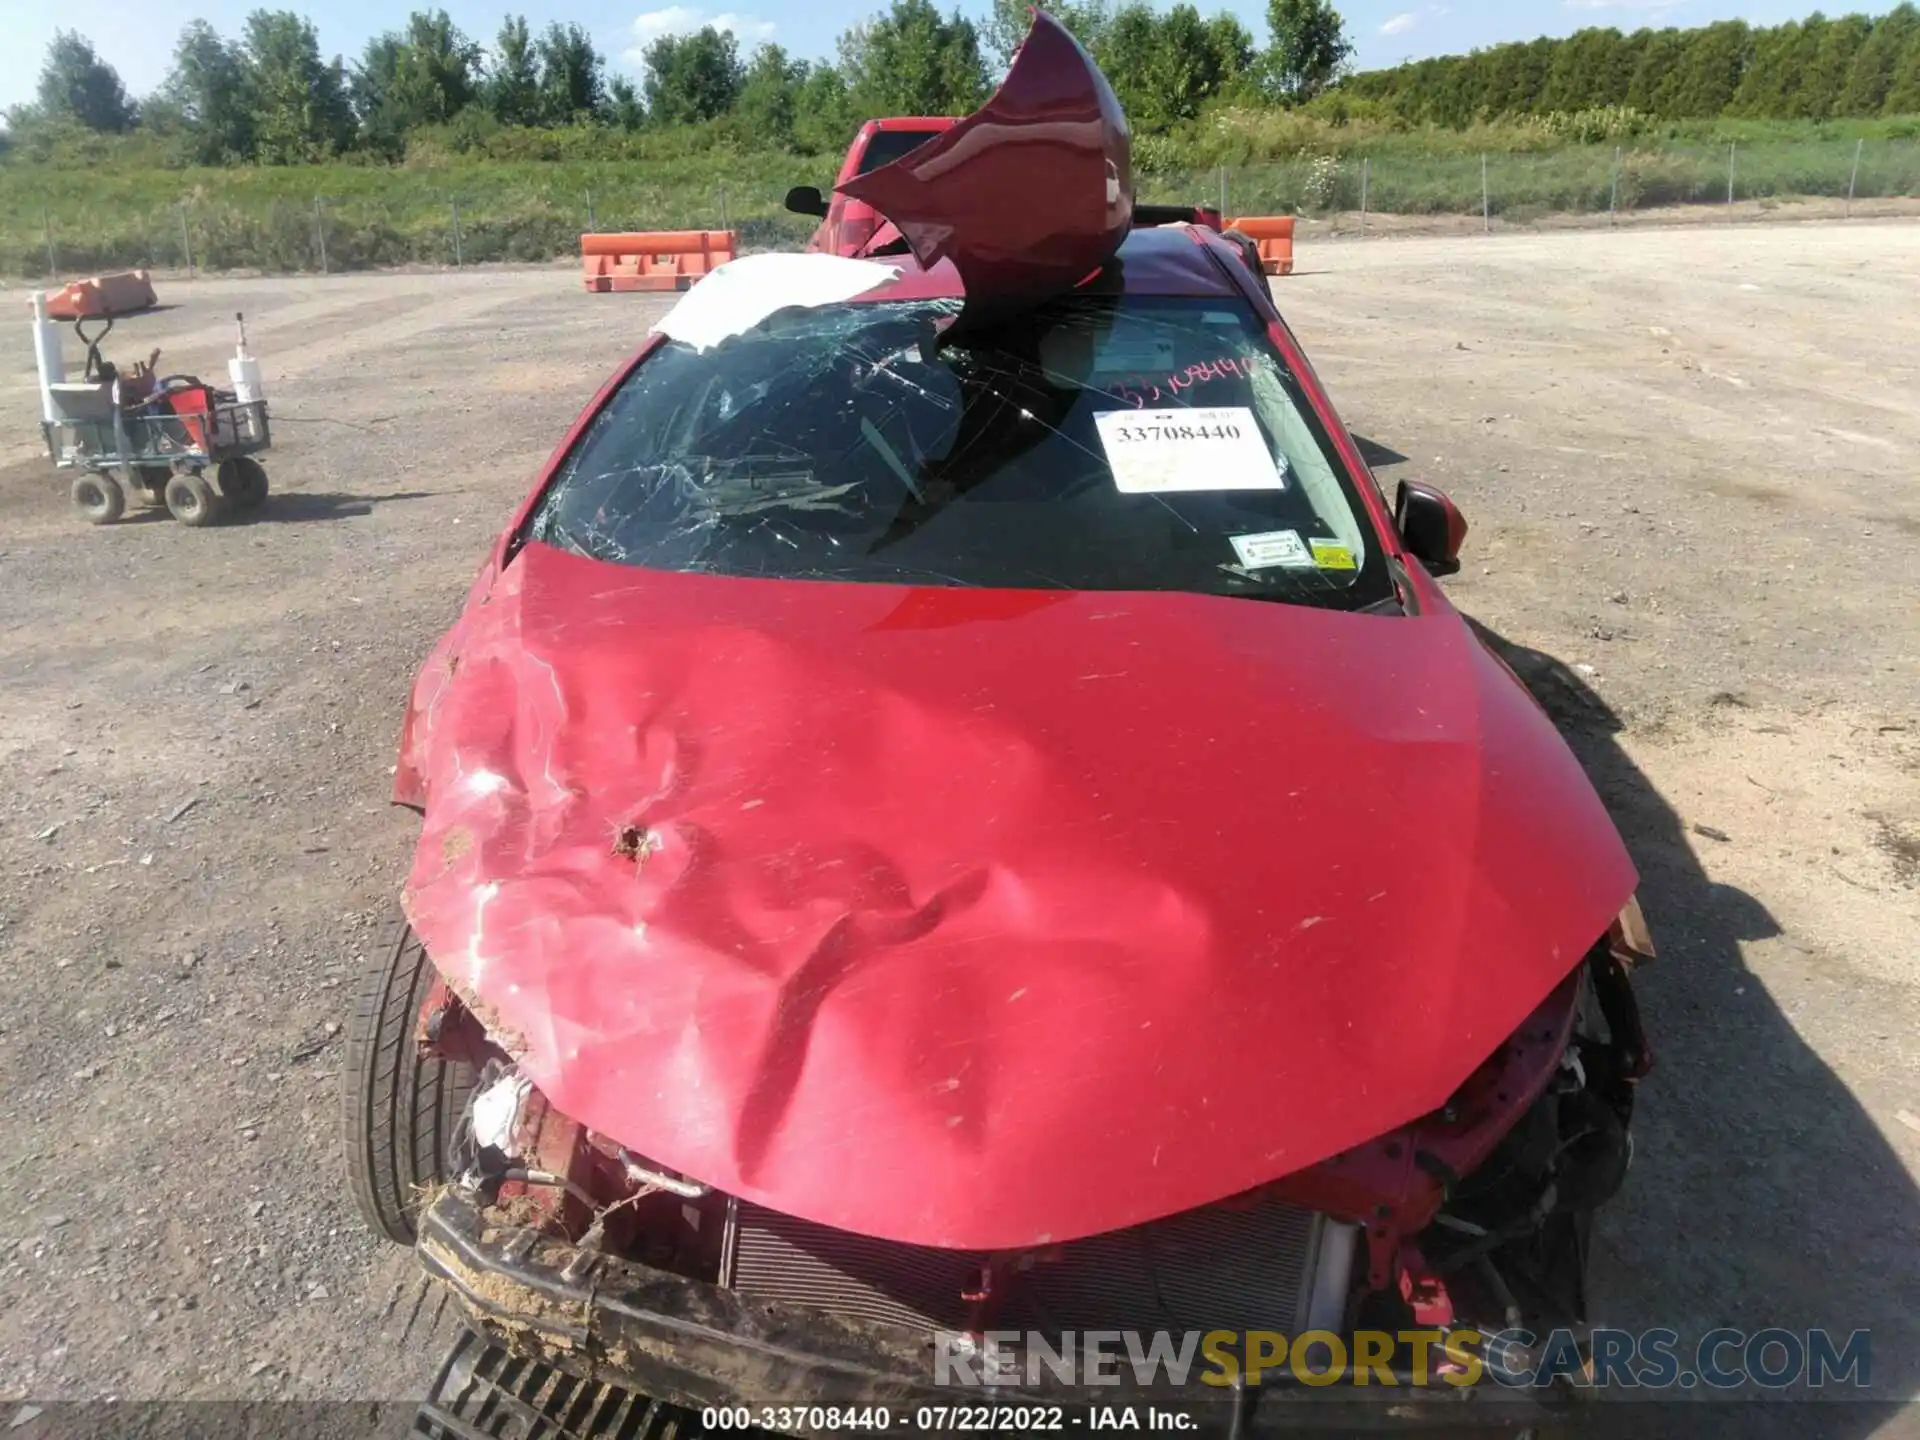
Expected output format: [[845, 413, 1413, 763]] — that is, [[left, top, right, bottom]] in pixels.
[[701, 1406, 895, 1431], [1109, 423, 1241, 444]]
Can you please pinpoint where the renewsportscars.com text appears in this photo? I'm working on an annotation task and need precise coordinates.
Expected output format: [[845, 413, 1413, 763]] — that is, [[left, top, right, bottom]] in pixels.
[[935, 1327, 1873, 1390]]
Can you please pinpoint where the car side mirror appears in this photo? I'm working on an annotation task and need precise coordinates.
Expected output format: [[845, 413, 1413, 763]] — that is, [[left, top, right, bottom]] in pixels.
[[785, 186, 829, 218], [1395, 479, 1468, 577]]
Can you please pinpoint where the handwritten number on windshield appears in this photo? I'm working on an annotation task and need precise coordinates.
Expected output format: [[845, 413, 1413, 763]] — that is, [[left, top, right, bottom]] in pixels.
[[1114, 356, 1254, 409]]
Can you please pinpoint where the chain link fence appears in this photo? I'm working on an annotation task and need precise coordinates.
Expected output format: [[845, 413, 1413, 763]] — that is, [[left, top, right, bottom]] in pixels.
[[1160, 137, 1920, 228], [5, 139, 1917, 280]]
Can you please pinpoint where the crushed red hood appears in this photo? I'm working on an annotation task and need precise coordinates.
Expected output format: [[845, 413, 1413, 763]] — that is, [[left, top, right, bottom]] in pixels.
[[399, 544, 1636, 1250]]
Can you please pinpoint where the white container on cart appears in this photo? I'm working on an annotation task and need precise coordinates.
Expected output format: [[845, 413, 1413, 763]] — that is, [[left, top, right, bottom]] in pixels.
[[227, 312, 264, 405], [30, 291, 66, 425]]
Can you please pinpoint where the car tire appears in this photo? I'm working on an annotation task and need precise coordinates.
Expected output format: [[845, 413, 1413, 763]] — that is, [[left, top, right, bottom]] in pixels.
[[344, 909, 475, 1245], [218, 456, 269, 510], [414, 1328, 704, 1439], [72, 474, 126, 525], [164, 471, 221, 527]]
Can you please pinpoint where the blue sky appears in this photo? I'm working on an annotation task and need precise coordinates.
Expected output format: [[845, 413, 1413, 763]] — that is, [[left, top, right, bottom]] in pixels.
[[0, 0, 1825, 112]]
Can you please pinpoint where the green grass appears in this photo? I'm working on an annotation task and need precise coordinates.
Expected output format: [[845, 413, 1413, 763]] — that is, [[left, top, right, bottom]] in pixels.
[[0, 152, 839, 277], [4, 129, 1917, 279]]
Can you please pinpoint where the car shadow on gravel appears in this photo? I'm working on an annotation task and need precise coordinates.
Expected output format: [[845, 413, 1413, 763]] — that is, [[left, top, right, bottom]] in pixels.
[[1349, 433, 1410, 470], [236, 489, 441, 524], [1471, 621, 1916, 1437]]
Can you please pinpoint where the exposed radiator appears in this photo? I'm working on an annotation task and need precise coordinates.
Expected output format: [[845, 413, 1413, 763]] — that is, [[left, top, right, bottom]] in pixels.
[[722, 1196, 1328, 1336], [722, 1200, 983, 1331]]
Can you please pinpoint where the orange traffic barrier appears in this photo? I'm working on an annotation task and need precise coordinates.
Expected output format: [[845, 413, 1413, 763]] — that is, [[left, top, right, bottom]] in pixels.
[[1225, 217, 1296, 277], [45, 270, 158, 320], [581, 231, 737, 293]]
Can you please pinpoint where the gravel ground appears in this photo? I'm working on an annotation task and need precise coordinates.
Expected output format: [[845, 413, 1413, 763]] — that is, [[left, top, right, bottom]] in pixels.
[[0, 224, 1915, 1427]]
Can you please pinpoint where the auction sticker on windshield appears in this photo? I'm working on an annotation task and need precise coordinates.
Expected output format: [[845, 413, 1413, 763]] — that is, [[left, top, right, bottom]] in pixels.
[[1095, 407, 1287, 494], [1230, 530, 1313, 569]]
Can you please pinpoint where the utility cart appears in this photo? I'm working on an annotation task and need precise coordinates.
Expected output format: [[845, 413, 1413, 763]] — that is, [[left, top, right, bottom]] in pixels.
[[33, 300, 273, 527]]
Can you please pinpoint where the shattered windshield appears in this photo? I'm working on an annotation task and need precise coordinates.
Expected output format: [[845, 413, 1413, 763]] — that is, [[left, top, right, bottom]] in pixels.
[[527, 292, 1392, 609]]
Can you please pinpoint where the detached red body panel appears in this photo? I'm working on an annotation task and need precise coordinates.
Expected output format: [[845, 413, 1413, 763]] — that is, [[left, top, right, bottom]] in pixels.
[[838, 12, 1132, 312], [398, 545, 1635, 1251]]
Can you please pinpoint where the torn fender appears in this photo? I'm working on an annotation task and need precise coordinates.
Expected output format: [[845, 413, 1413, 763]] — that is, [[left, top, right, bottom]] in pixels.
[[399, 544, 1636, 1250]]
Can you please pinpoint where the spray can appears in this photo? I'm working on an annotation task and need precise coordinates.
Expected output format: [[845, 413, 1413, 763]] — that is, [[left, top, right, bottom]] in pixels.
[[227, 311, 264, 405], [30, 291, 65, 426]]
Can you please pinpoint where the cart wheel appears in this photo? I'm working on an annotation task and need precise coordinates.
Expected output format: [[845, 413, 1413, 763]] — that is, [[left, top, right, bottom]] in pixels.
[[164, 472, 221, 527], [218, 456, 269, 510], [72, 474, 126, 525]]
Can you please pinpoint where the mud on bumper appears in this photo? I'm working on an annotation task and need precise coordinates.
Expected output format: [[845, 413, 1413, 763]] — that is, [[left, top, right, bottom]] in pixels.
[[417, 1189, 1570, 1436]]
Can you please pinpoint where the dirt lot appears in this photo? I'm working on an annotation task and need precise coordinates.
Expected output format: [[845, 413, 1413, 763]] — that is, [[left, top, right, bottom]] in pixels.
[[1300, 192, 1920, 241], [0, 223, 1915, 1425]]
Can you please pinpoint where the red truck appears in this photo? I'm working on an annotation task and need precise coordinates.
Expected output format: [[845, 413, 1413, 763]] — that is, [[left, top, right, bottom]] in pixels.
[[785, 116, 958, 257]]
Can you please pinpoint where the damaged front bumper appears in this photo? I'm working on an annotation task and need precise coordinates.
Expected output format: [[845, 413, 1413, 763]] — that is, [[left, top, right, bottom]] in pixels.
[[417, 1188, 1577, 1436]]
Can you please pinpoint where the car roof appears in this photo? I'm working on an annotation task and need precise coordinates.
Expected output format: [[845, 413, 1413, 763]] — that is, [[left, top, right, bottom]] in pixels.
[[860, 223, 1256, 306], [654, 233, 1262, 356], [858, 116, 959, 131]]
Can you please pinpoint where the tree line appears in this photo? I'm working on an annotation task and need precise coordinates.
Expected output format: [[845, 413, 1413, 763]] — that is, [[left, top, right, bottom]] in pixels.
[[4, 0, 1352, 165], [0, 0, 1351, 163], [13, 12, 620, 164], [1347, 7, 1920, 124], [10, 2, 1920, 173]]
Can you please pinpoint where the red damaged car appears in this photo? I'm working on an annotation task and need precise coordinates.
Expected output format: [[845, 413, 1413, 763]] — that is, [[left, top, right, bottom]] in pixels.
[[344, 13, 1652, 1432]]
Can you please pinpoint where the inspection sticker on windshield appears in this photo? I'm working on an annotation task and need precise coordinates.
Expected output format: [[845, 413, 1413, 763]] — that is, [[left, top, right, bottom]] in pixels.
[[1095, 407, 1285, 494], [1230, 530, 1313, 570], [1311, 539, 1358, 571]]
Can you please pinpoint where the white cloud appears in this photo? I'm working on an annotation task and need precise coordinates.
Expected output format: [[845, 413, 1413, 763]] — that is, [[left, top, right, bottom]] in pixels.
[[1379, 4, 1447, 36], [625, 6, 777, 69], [631, 4, 701, 44], [710, 12, 779, 42], [1564, 0, 1678, 10]]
